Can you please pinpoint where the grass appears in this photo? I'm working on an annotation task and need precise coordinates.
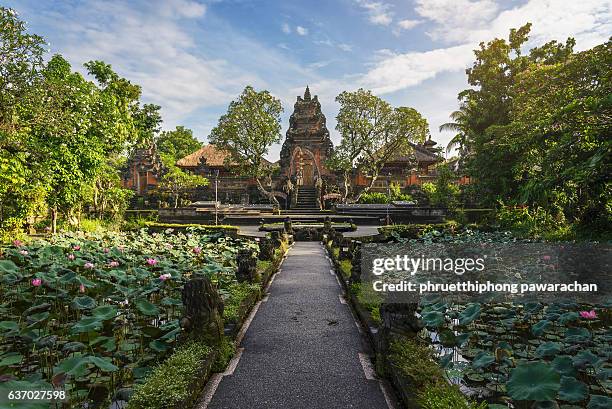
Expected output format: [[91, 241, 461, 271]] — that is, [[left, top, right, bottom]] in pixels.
[[223, 282, 261, 323]]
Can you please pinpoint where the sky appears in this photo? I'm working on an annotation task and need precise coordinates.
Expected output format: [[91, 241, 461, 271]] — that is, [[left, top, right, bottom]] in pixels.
[[5, 0, 611, 160]]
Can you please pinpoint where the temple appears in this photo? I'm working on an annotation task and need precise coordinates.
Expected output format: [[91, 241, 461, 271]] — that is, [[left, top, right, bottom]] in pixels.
[[123, 87, 448, 209]]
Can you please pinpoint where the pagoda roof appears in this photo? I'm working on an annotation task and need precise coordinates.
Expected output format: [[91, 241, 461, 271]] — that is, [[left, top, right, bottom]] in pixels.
[[386, 142, 442, 164]]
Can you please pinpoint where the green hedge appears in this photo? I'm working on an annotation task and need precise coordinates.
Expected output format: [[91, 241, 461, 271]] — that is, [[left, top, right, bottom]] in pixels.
[[378, 222, 458, 238], [127, 342, 214, 409]]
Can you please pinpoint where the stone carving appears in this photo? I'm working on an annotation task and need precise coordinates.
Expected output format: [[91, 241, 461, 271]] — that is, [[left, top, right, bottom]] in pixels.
[[378, 303, 423, 354], [258, 237, 275, 261], [236, 248, 258, 282], [180, 277, 224, 346]]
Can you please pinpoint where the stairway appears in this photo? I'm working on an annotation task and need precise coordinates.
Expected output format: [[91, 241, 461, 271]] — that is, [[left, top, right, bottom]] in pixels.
[[293, 187, 319, 210]]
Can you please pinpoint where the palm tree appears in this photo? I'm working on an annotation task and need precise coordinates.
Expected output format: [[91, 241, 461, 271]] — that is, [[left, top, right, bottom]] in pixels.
[[439, 104, 470, 155]]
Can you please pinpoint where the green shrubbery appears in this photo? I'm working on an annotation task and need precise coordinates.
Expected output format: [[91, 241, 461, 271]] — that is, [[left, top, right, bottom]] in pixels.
[[127, 342, 213, 409], [389, 338, 486, 409], [223, 282, 261, 323], [418, 385, 487, 409], [358, 183, 413, 204]]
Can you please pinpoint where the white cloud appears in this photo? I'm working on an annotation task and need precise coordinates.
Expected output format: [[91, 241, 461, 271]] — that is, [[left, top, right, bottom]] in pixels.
[[296, 25, 308, 36], [165, 0, 206, 18], [281, 22, 291, 34], [360, 44, 474, 94], [338, 43, 353, 52], [360, 0, 611, 95], [414, 0, 499, 43], [396, 19, 421, 31], [355, 0, 394, 26]]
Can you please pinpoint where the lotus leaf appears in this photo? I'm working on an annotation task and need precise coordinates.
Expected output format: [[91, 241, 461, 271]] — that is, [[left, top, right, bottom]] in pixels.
[[71, 316, 103, 333], [92, 305, 117, 320], [72, 295, 97, 310], [572, 350, 601, 368], [507, 362, 560, 401], [89, 356, 119, 372], [558, 312, 579, 325], [532, 319, 551, 336], [536, 342, 562, 358], [552, 356, 576, 377], [421, 311, 444, 328], [62, 342, 86, 353], [0, 321, 19, 332], [135, 299, 160, 316], [473, 351, 495, 369], [587, 395, 612, 409], [459, 303, 481, 325], [558, 376, 588, 402], [0, 353, 23, 367]]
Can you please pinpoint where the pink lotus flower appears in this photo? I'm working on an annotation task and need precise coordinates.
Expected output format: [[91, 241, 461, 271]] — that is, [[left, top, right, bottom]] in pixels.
[[13, 239, 23, 247], [192, 246, 202, 254], [73, 245, 81, 251], [108, 261, 120, 268], [580, 310, 597, 320], [146, 258, 158, 266], [84, 262, 95, 269], [31, 278, 42, 287], [79, 284, 86, 293], [543, 255, 551, 261], [103, 248, 110, 254], [67, 254, 75, 260], [19, 250, 28, 256], [159, 273, 171, 281]]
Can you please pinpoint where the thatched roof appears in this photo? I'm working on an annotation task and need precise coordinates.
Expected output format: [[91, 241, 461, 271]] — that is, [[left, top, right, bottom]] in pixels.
[[176, 144, 273, 168], [176, 144, 233, 168]]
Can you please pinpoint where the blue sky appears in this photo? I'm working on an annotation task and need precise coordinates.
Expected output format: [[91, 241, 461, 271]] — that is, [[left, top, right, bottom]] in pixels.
[[5, 0, 611, 159]]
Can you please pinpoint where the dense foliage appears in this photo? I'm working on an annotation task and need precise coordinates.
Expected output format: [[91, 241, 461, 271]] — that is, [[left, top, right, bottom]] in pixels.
[[209, 85, 283, 206], [328, 88, 429, 202], [445, 24, 611, 233], [0, 228, 257, 407]]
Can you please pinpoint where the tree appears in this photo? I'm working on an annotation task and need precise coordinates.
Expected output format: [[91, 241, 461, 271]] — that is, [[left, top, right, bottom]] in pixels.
[[156, 126, 201, 165], [0, 7, 46, 133], [0, 7, 47, 235], [329, 89, 428, 202], [157, 165, 208, 208], [209, 86, 283, 206]]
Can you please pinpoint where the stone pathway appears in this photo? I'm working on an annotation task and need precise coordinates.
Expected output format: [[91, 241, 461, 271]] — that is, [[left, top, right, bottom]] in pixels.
[[201, 242, 392, 409]]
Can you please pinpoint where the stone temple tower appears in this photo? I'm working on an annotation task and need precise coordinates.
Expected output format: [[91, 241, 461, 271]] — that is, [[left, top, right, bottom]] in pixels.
[[279, 86, 334, 187]]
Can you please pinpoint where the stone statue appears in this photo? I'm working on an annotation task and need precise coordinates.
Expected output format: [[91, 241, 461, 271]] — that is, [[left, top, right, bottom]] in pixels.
[[180, 277, 224, 346]]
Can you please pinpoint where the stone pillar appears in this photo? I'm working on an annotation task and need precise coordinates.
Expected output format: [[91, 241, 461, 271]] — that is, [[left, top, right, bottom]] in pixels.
[[378, 303, 423, 355], [180, 277, 224, 346]]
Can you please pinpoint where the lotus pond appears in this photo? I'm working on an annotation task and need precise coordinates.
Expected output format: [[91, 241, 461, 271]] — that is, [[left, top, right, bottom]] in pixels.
[[394, 230, 612, 408], [0, 228, 258, 407]]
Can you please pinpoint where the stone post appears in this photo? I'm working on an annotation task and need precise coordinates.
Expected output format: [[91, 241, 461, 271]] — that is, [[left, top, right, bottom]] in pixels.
[[236, 248, 258, 282], [349, 241, 362, 284], [258, 237, 274, 261], [339, 237, 352, 260], [180, 277, 224, 347], [283, 217, 293, 235]]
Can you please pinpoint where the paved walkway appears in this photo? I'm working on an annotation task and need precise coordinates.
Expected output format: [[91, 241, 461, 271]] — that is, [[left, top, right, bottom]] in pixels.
[[203, 242, 391, 409]]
